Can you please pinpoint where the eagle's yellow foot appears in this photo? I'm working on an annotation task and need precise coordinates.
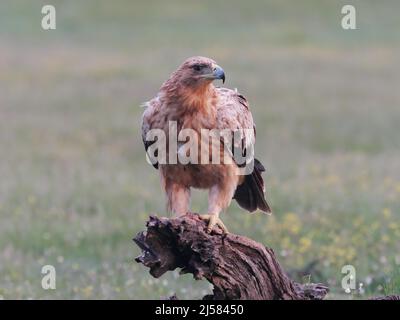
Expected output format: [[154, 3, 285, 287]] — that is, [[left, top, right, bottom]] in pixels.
[[199, 214, 229, 234]]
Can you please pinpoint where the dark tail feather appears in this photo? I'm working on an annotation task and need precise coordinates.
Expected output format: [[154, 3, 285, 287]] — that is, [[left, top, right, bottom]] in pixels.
[[233, 158, 272, 214]]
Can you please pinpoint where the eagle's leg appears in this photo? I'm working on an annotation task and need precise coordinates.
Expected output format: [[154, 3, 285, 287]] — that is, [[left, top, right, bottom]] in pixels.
[[199, 183, 236, 233], [165, 181, 191, 217]]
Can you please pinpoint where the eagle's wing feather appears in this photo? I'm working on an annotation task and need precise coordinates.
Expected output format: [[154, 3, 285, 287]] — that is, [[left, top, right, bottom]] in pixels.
[[215, 88, 271, 214], [215, 88, 256, 166], [141, 96, 162, 169]]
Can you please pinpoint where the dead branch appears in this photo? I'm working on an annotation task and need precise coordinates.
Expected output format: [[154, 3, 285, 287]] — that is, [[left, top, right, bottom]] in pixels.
[[133, 213, 329, 300]]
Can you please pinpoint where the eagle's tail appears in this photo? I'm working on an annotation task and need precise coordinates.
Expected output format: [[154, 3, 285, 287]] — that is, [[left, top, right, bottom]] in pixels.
[[233, 158, 272, 214]]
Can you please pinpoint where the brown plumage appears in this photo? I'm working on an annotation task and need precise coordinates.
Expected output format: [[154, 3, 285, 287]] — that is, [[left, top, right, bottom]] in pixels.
[[142, 56, 271, 233]]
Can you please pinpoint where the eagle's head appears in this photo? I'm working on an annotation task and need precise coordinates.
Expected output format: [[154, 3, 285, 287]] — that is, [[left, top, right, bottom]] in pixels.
[[170, 56, 225, 88]]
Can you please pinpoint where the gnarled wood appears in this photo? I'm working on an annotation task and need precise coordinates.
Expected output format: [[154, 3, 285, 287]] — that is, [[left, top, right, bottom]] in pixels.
[[134, 213, 328, 300]]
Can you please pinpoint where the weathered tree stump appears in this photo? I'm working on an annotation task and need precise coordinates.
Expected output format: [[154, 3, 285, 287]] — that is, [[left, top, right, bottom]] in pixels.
[[134, 213, 328, 300]]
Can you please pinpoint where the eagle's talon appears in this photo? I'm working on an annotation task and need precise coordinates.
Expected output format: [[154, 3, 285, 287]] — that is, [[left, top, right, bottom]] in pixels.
[[199, 214, 229, 234]]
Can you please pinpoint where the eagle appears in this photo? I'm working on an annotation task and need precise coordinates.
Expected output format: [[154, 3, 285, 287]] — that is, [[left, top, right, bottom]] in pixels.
[[141, 56, 271, 233]]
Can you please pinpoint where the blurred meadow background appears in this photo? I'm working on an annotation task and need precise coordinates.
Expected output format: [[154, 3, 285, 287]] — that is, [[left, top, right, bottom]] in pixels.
[[0, 0, 400, 299]]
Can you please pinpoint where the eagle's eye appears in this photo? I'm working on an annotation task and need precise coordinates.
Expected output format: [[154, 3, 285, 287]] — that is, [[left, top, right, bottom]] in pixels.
[[191, 64, 203, 72]]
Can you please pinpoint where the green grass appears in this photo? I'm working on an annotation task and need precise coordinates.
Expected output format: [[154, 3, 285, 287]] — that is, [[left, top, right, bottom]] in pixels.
[[0, 0, 399, 299], [384, 267, 400, 296]]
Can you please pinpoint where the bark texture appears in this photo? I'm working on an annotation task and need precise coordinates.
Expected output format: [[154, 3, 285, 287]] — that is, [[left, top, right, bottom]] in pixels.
[[134, 213, 329, 300]]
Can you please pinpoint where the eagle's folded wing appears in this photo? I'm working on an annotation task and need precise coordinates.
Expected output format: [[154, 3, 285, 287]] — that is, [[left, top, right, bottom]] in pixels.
[[215, 88, 256, 168], [216, 88, 271, 213], [141, 96, 162, 169]]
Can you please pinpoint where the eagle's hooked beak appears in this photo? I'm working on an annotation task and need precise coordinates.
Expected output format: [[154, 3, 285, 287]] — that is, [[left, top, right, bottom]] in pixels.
[[212, 65, 225, 84]]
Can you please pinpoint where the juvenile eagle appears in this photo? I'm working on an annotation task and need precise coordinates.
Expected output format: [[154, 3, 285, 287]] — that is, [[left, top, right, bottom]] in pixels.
[[142, 56, 271, 233]]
